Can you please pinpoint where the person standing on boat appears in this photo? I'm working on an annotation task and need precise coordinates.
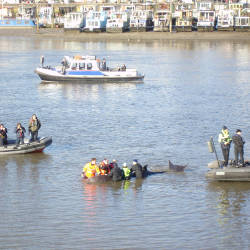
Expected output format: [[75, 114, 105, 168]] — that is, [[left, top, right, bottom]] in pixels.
[[218, 126, 232, 166], [82, 158, 100, 179], [0, 124, 8, 146], [15, 123, 26, 146], [28, 114, 41, 142], [130, 159, 143, 178], [101, 58, 107, 71], [232, 129, 245, 167]]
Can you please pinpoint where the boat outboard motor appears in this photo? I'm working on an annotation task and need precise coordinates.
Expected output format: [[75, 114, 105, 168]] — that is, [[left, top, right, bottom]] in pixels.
[[40, 55, 45, 68]]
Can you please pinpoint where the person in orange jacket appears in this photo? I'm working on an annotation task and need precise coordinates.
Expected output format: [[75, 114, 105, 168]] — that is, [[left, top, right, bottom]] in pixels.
[[82, 158, 100, 179], [99, 158, 109, 175]]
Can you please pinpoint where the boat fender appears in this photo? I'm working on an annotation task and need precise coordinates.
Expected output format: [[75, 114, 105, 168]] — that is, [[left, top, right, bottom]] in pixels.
[[207, 140, 214, 153]]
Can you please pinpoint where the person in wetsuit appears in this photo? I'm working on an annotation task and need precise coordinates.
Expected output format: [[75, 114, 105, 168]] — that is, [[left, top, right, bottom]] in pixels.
[[109, 163, 123, 181], [130, 159, 143, 179]]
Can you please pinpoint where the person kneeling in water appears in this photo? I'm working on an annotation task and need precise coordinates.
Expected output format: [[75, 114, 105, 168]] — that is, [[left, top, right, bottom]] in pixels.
[[82, 158, 100, 179]]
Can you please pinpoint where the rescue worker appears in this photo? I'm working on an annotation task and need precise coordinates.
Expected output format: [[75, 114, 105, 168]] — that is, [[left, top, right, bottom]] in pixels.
[[109, 159, 118, 172], [218, 126, 232, 166], [15, 123, 26, 146], [82, 158, 100, 179], [232, 129, 245, 167], [28, 114, 41, 142], [108, 162, 123, 182], [0, 124, 8, 146], [130, 159, 143, 179], [99, 158, 109, 175], [122, 163, 131, 180]]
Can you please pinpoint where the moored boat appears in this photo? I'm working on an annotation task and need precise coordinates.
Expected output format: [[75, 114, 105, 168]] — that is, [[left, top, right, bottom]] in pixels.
[[0, 137, 52, 155], [35, 55, 144, 82], [106, 12, 130, 33], [0, 18, 35, 28]]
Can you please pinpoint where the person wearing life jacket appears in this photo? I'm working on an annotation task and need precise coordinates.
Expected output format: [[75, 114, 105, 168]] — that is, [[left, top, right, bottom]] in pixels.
[[15, 123, 26, 147], [28, 114, 41, 142], [218, 126, 232, 166], [0, 124, 8, 146], [122, 163, 131, 180], [82, 158, 100, 179], [99, 158, 109, 175]]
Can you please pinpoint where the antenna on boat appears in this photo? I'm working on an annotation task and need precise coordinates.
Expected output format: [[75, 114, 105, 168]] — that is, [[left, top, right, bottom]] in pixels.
[[40, 55, 45, 68], [207, 137, 221, 168]]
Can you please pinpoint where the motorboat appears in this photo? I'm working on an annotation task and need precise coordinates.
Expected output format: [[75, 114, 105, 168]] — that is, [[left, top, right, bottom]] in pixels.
[[0, 137, 52, 155], [35, 55, 144, 82]]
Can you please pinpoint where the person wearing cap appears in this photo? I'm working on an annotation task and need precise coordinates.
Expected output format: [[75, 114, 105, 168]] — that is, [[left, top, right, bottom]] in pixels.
[[130, 160, 143, 178], [28, 114, 41, 142], [122, 163, 131, 180], [108, 161, 123, 182], [218, 126, 232, 166], [232, 129, 245, 167], [82, 158, 100, 179]]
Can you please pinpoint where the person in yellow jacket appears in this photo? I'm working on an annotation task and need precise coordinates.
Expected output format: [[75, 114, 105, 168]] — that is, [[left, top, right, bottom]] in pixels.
[[218, 126, 232, 166], [122, 163, 131, 180], [82, 158, 100, 179]]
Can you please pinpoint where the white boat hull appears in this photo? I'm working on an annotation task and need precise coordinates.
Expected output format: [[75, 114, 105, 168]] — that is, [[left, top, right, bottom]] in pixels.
[[35, 68, 144, 82]]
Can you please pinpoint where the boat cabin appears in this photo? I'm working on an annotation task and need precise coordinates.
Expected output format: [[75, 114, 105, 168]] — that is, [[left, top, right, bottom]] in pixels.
[[197, 10, 215, 31], [62, 55, 102, 71], [216, 9, 234, 31], [234, 16, 250, 31], [106, 12, 130, 32], [64, 12, 86, 30], [130, 10, 154, 31], [153, 10, 171, 32], [84, 11, 108, 32]]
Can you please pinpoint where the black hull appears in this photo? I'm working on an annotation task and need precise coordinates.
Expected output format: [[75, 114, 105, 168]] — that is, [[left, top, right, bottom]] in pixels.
[[0, 137, 52, 155], [207, 160, 250, 181]]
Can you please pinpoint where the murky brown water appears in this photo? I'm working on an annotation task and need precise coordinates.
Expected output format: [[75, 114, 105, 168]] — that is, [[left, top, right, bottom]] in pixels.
[[0, 37, 250, 249]]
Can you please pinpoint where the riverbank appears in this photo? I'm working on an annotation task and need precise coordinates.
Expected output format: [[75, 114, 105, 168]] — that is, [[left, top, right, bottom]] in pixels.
[[1, 28, 250, 41]]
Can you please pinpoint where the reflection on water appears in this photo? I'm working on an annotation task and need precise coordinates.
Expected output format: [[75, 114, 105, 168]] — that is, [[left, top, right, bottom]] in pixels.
[[0, 153, 51, 168], [38, 81, 140, 101], [207, 182, 250, 228]]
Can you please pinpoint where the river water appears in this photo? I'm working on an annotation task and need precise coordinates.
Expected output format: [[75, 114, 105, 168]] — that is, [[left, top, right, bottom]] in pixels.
[[0, 36, 250, 249]]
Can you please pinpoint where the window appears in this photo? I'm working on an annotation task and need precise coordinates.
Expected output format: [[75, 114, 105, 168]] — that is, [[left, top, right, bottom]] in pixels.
[[87, 63, 92, 70], [79, 63, 85, 70], [71, 63, 77, 70]]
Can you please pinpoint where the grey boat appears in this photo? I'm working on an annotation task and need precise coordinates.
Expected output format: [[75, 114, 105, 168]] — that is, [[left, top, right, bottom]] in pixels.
[[206, 160, 250, 181], [0, 137, 52, 155]]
